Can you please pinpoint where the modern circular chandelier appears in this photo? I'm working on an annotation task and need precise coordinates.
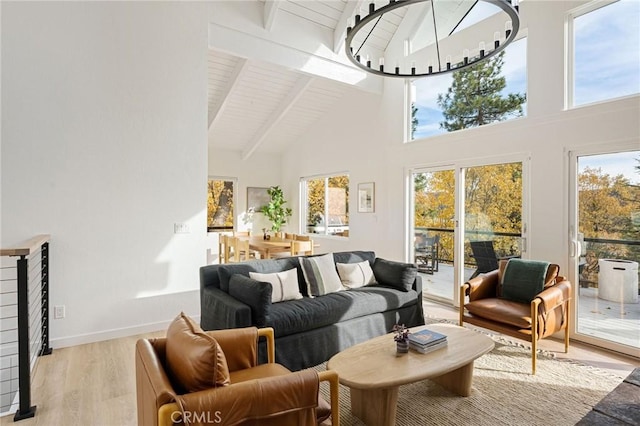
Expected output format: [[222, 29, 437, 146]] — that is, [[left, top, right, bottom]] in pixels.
[[345, 0, 520, 78]]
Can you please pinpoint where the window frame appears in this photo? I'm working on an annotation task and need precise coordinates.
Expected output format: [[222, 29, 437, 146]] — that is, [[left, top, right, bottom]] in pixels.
[[566, 0, 639, 108], [300, 172, 350, 238], [207, 176, 237, 233], [406, 32, 528, 143]]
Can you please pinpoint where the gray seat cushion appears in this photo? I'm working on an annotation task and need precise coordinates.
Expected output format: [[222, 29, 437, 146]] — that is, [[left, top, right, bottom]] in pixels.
[[266, 285, 418, 337]]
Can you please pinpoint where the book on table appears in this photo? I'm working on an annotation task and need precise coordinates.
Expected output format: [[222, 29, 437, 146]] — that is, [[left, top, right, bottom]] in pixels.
[[408, 328, 447, 348], [409, 339, 448, 354]]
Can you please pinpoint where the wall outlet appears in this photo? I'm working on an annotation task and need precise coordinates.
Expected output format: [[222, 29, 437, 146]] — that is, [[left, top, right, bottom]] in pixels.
[[54, 305, 65, 319], [174, 222, 191, 234]]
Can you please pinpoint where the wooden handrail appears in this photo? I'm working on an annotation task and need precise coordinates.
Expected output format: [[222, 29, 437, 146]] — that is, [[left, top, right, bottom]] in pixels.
[[0, 234, 51, 257]]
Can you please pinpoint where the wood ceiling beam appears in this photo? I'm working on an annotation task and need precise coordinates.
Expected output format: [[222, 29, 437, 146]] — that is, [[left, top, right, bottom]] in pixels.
[[241, 75, 313, 160], [209, 57, 249, 130], [264, 0, 281, 31], [333, 0, 364, 54]]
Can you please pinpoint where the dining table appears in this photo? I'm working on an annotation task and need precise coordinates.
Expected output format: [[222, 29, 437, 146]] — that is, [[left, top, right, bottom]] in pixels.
[[236, 236, 319, 260]]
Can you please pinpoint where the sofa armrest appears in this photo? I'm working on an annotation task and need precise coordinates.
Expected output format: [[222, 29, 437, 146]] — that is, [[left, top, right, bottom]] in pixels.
[[228, 274, 272, 327], [412, 274, 423, 294], [200, 286, 252, 331], [161, 369, 322, 426], [537, 279, 571, 313], [464, 270, 499, 301]]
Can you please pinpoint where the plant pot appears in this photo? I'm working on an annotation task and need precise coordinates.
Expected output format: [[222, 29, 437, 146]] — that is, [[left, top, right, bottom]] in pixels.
[[396, 339, 409, 354]]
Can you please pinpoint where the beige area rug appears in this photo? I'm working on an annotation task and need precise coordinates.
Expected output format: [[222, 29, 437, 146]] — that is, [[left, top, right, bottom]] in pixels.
[[316, 321, 623, 426]]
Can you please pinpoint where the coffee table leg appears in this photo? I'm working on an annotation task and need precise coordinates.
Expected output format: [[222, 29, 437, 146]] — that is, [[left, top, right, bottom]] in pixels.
[[350, 387, 399, 426], [431, 360, 475, 396]]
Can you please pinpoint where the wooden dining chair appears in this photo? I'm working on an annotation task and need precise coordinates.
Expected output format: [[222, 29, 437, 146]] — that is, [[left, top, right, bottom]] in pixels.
[[294, 234, 311, 242], [291, 239, 314, 256], [234, 231, 250, 237], [218, 233, 233, 264], [228, 237, 255, 262]]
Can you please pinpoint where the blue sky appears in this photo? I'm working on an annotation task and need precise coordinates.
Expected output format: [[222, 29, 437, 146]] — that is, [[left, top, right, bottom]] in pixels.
[[411, 0, 640, 140], [580, 152, 639, 185]]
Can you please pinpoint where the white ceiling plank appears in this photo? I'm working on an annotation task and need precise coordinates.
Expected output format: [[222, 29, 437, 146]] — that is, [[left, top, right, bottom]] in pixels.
[[241, 75, 314, 160], [209, 58, 249, 129], [209, 22, 382, 94], [264, 0, 281, 31], [333, 0, 364, 53]]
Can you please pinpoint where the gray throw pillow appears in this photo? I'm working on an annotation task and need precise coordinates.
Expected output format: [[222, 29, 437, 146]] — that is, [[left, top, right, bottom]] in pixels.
[[228, 274, 272, 326], [372, 258, 417, 292]]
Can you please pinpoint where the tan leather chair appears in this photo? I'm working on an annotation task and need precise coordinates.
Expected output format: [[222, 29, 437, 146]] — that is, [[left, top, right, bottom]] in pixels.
[[460, 260, 571, 374], [136, 327, 339, 426]]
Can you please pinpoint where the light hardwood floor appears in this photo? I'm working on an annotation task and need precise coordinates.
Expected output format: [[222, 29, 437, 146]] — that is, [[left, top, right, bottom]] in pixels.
[[1, 301, 638, 425]]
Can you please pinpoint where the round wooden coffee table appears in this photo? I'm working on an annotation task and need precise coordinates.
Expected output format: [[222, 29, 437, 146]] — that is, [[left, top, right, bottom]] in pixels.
[[326, 323, 494, 426]]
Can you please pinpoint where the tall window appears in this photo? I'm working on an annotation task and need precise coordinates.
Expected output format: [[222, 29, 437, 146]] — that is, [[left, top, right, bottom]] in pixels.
[[409, 37, 527, 141], [207, 178, 235, 232], [571, 0, 640, 107], [302, 174, 349, 237]]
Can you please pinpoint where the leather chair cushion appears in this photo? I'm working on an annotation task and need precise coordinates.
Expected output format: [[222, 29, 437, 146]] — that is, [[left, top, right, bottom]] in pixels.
[[165, 312, 231, 393], [465, 298, 532, 329], [229, 363, 331, 424]]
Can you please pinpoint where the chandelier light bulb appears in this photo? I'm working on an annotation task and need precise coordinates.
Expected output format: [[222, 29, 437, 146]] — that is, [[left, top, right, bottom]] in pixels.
[[494, 31, 501, 49], [505, 20, 513, 37], [463, 49, 470, 65], [479, 41, 486, 58]]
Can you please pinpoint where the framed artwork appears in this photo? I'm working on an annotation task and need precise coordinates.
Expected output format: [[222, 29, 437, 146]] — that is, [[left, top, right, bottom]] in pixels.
[[247, 187, 270, 211], [358, 182, 375, 213]]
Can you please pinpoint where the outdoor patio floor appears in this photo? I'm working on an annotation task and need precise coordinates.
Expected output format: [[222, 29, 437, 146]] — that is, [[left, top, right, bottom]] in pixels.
[[421, 263, 640, 349]]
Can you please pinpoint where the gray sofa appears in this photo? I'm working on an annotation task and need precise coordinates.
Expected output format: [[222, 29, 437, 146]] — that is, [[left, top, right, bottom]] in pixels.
[[200, 250, 425, 371]]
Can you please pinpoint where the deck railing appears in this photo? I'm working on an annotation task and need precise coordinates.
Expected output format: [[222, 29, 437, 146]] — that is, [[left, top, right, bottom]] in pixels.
[[0, 235, 52, 420], [415, 227, 522, 265]]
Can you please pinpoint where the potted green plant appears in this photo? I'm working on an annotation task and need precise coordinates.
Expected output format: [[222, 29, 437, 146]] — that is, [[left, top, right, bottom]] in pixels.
[[260, 186, 293, 236]]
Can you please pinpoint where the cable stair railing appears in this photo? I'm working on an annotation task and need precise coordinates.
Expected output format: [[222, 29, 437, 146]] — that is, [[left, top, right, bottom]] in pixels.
[[0, 235, 52, 421]]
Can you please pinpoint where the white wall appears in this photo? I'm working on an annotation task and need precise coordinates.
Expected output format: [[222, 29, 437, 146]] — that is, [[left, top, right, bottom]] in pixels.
[[282, 0, 640, 272], [1, 2, 210, 347]]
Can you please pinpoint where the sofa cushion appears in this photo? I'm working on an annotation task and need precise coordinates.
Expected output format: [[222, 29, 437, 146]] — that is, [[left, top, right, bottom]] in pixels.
[[266, 286, 419, 337], [249, 268, 303, 303], [229, 274, 272, 327], [336, 260, 376, 289], [217, 257, 300, 293], [372, 258, 417, 292], [500, 259, 550, 303], [165, 312, 230, 393], [300, 253, 345, 296]]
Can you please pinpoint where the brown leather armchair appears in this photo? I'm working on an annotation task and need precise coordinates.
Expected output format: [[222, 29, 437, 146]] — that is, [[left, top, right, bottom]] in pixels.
[[136, 326, 339, 426], [459, 260, 571, 374]]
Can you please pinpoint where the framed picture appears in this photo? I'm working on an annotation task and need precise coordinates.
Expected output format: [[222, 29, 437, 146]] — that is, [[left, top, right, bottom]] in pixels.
[[247, 187, 270, 212], [358, 182, 375, 213]]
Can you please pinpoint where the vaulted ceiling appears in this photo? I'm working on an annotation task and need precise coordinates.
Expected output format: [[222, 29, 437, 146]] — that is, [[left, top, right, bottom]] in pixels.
[[207, 0, 482, 159], [208, 0, 361, 159]]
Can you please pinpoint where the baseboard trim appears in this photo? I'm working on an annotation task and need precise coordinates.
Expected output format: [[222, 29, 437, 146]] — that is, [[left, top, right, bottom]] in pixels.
[[50, 314, 201, 348]]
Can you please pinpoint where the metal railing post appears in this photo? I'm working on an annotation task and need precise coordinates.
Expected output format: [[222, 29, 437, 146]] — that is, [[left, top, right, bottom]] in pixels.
[[40, 242, 52, 356], [14, 256, 36, 421]]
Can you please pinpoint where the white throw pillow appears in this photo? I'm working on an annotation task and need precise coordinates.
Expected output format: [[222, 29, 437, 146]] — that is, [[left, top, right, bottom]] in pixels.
[[299, 253, 345, 296], [249, 268, 303, 303], [336, 260, 376, 289]]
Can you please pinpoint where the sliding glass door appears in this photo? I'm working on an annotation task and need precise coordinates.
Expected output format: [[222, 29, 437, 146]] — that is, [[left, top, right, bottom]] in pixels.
[[570, 148, 640, 355], [410, 157, 526, 305], [411, 167, 456, 302]]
